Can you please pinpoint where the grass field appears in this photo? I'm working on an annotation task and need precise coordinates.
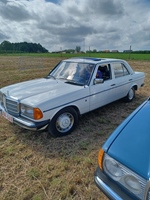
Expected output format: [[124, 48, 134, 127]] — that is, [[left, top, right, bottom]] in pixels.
[[1, 52, 150, 60], [0, 55, 150, 200]]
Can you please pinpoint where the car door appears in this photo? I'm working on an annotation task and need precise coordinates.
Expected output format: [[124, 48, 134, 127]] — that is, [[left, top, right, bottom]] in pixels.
[[89, 63, 117, 111], [111, 62, 132, 100]]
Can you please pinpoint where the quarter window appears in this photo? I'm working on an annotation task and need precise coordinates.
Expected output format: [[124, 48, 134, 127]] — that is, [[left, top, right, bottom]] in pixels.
[[113, 63, 129, 78]]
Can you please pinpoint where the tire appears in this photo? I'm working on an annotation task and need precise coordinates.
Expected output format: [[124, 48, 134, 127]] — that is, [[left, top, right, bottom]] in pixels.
[[48, 107, 78, 137], [124, 87, 135, 102]]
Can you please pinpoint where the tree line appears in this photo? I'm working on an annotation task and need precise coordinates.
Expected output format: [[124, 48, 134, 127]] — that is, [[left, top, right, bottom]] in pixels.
[[0, 41, 48, 53]]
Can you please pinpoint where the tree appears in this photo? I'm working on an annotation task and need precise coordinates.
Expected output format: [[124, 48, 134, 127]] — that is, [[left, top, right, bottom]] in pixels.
[[75, 46, 81, 53], [93, 49, 97, 53], [0, 41, 48, 53], [1, 40, 12, 51]]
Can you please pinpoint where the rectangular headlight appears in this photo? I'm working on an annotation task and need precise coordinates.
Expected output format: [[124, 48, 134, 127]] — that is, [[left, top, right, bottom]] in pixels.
[[21, 104, 34, 119], [20, 104, 43, 120]]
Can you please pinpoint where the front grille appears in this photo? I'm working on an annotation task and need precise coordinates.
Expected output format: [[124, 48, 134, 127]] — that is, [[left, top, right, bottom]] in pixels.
[[146, 189, 150, 200], [144, 182, 150, 200], [2, 94, 19, 116], [6, 98, 19, 116]]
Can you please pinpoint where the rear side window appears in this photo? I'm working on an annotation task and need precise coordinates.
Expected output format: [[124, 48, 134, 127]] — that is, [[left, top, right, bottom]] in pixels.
[[112, 63, 129, 78]]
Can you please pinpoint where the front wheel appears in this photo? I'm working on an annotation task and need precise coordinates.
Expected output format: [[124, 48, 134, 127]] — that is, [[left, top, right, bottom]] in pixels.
[[48, 107, 78, 137], [124, 87, 135, 102]]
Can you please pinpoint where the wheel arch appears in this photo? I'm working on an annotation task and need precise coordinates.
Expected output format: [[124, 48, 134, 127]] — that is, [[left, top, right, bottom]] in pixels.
[[133, 84, 138, 90], [124, 85, 136, 102], [50, 105, 81, 120], [70, 105, 81, 116], [126, 84, 137, 96]]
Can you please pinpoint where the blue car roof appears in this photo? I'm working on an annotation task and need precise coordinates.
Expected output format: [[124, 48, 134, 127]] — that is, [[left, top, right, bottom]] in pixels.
[[72, 57, 102, 61]]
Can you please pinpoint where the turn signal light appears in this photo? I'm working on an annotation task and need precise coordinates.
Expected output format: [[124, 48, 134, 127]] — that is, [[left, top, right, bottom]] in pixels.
[[98, 148, 104, 170], [34, 108, 43, 120]]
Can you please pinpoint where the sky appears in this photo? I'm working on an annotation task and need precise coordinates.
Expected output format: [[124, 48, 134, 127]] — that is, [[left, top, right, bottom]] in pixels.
[[0, 0, 150, 52]]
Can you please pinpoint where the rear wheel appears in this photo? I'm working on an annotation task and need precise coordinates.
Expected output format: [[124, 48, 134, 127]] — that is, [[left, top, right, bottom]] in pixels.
[[48, 107, 78, 137], [124, 87, 135, 102]]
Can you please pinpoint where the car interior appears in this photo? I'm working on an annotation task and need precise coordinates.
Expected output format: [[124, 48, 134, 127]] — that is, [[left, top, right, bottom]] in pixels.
[[98, 64, 110, 80]]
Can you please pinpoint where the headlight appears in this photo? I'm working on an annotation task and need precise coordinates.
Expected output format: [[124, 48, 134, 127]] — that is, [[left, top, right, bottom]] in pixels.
[[103, 156, 122, 181], [21, 104, 43, 120], [21, 104, 34, 118], [103, 154, 146, 199], [122, 174, 141, 194]]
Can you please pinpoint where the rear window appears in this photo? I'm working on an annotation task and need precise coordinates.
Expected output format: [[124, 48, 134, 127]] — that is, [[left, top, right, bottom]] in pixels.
[[112, 63, 129, 78]]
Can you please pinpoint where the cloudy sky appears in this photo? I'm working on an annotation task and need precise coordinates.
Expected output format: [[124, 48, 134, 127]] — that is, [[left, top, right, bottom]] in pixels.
[[0, 0, 150, 52]]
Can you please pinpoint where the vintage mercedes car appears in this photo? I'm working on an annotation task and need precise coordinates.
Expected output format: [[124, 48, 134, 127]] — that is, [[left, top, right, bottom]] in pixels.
[[0, 57, 145, 137], [94, 98, 150, 200]]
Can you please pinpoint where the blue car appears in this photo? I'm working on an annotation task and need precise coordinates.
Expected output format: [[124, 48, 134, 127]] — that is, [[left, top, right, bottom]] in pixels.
[[94, 98, 150, 200]]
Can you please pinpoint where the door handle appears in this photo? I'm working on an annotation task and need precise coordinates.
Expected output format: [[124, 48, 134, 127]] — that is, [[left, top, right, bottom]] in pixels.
[[111, 84, 116, 86]]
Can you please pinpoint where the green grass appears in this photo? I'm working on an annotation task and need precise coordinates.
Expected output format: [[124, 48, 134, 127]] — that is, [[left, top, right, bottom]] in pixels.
[[65, 52, 150, 60], [0, 52, 150, 60]]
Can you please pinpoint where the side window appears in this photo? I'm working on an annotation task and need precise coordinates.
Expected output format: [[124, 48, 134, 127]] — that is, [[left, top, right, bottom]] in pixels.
[[113, 63, 129, 78], [97, 64, 111, 80]]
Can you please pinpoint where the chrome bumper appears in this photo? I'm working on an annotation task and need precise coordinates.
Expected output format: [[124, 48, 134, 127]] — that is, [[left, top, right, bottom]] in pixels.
[[0, 105, 49, 131], [94, 167, 133, 200], [94, 175, 123, 200]]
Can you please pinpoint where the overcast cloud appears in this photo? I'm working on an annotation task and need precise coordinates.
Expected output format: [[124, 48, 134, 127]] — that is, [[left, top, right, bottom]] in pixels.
[[0, 0, 150, 52]]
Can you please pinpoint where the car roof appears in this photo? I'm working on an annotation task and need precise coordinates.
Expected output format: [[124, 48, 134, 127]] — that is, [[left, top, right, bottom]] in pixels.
[[63, 57, 124, 64]]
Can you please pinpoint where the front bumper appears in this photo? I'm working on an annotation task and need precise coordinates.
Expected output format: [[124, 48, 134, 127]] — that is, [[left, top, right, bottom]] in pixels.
[[94, 167, 134, 200], [0, 105, 49, 131]]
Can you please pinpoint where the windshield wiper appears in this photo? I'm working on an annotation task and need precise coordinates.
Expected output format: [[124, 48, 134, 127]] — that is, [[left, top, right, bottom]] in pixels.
[[57, 77, 84, 86], [65, 79, 84, 86], [58, 77, 68, 80]]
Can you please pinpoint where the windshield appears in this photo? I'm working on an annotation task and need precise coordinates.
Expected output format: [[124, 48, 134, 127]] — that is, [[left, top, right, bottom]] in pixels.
[[49, 61, 95, 85]]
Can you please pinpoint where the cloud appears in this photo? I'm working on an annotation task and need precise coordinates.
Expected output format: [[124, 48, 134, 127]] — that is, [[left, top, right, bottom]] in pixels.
[[0, 0, 33, 21], [87, 0, 124, 17], [0, 0, 150, 51], [0, 31, 9, 41]]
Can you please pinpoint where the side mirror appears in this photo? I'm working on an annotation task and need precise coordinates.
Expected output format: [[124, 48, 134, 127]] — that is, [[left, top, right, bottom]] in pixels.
[[93, 78, 104, 85]]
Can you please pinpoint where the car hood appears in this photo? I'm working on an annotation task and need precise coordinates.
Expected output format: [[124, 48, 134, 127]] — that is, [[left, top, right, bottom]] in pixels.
[[107, 100, 150, 179], [1, 78, 84, 104]]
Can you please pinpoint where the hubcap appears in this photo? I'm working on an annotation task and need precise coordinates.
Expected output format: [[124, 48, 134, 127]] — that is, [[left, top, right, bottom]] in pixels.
[[56, 112, 74, 133], [128, 88, 134, 100]]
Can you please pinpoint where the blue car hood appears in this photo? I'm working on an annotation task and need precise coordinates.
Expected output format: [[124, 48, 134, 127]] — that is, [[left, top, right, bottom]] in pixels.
[[107, 100, 150, 180]]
